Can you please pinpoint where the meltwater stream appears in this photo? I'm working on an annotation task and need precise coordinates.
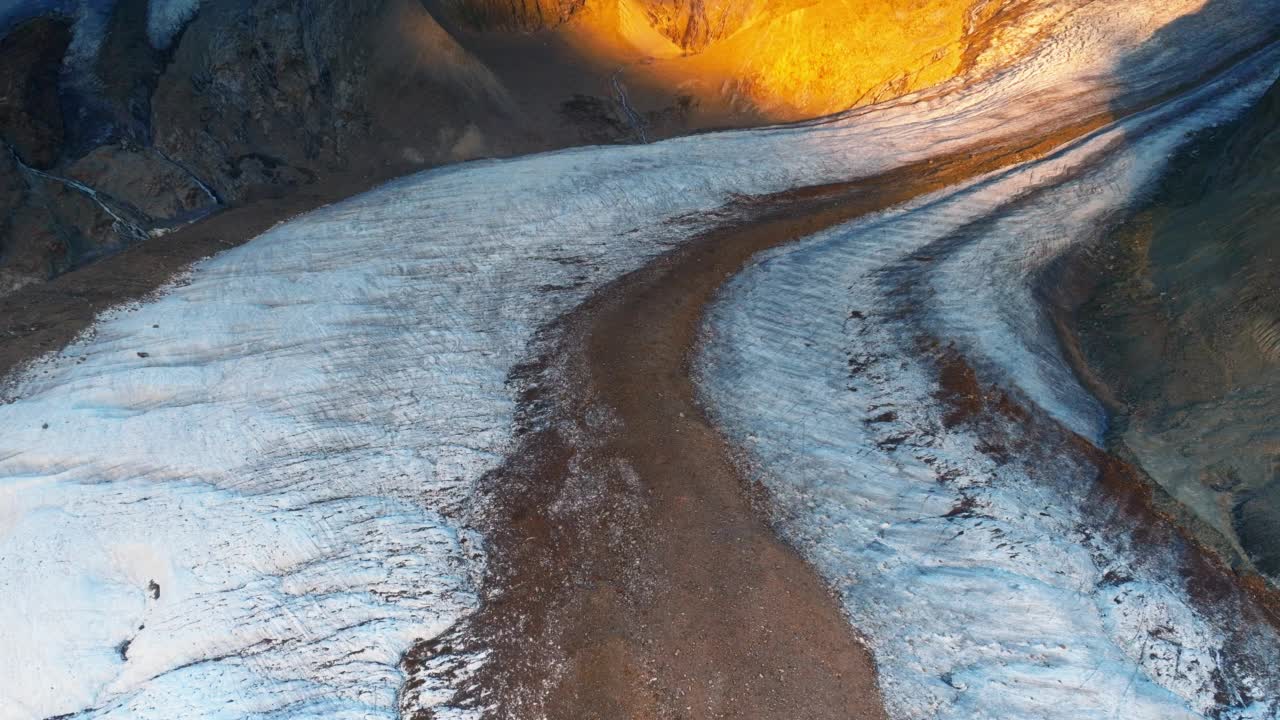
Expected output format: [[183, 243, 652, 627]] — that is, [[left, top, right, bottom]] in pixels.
[[698, 39, 1280, 720]]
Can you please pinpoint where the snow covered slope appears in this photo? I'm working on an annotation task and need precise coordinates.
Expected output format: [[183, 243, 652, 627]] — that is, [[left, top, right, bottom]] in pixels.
[[698, 32, 1280, 720], [1, 0, 1278, 717]]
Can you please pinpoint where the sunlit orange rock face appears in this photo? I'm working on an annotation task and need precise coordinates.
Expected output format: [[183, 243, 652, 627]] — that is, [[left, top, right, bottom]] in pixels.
[[449, 0, 997, 122], [638, 0, 768, 51]]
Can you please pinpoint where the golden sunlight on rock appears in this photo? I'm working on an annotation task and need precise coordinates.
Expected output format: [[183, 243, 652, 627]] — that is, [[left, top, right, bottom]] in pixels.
[[449, 0, 1004, 123], [647, 0, 998, 119]]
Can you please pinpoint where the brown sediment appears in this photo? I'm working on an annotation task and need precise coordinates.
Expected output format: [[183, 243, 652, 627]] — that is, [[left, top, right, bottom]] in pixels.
[[403, 111, 1139, 720], [929, 342, 1029, 429]]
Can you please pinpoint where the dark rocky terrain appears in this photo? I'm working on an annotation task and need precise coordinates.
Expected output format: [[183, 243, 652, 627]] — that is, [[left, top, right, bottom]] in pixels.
[[1068, 77, 1280, 584]]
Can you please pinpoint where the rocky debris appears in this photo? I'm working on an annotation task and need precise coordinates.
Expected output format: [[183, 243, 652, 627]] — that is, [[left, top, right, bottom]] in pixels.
[[1211, 70, 1280, 187], [0, 149, 42, 293], [21, 169, 147, 273], [2, 138, 155, 283], [444, 0, 585, 30], [639, 0, 767, 51], [149, 0, 520, 204], [148, 0, 379, 203], [2, 71, 164, 282], [0, 0, 526, 288], [91, 0, 166, 147], [66, 143, 216, 223], [446, 0, 761, 50], [1236, 476, 1280, 582], [0, 148, 26, 238]]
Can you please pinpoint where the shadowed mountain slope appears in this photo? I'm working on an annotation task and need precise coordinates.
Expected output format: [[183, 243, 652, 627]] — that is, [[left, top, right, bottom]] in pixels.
[[1069, 77, 1280, 584], [0, 0, 1002, 293]]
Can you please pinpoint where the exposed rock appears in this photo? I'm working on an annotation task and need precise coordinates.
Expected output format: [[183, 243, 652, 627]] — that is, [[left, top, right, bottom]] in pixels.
[[148, 0, 375, 203], [1236, 476, 1280, 582], [0, 149, 41, 291], [0, 146, 25, 227], [66, 144, 216, 223], [150, 0, 517, 203], [1212, 67, 1280, 187], [0, 17, 71, 168], [23, 172, 144, 275], [638, 0, 767, 51], [445, 0, 761, 48], [1, 142, 153, 287], [93, 0, 166, 145], [559, 93, 634, 143], [444, 0, 585, 30]]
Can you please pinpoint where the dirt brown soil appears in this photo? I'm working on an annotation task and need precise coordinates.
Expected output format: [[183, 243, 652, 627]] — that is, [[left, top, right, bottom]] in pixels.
[[397, 112, 1130, 719]]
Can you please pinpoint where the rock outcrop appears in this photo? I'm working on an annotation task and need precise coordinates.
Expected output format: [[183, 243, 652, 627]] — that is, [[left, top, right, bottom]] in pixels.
[[149, 0, 522, 204], [67, 143, 213, 223], [444, 0, 585, 30]]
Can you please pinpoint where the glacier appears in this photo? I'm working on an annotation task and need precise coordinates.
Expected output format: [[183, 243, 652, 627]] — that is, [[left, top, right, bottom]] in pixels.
[[1, 0, 1278, 717], [145, 0, 200, 49]]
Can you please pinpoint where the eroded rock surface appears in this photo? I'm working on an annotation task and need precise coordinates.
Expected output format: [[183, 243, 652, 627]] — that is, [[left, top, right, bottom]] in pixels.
[[66, 144, 214, 222]]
